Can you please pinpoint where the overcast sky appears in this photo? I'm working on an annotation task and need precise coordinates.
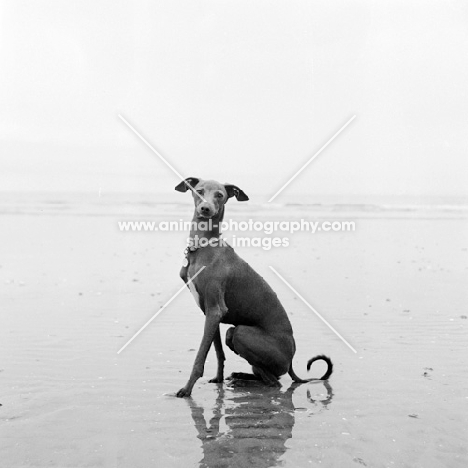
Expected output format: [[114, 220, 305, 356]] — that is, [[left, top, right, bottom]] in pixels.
[[1, 1, 467, 199]]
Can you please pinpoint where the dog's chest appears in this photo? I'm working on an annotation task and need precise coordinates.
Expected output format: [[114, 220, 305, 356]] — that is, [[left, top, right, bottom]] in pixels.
[[187, 273, 201, 308]]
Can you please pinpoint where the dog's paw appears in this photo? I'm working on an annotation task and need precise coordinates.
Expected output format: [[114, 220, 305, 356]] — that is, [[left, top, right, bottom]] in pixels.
[[227, 372, 242, 380], [228, 372, 258, 381], [176, 387, 192, 398], [208, 376, 224, 383]]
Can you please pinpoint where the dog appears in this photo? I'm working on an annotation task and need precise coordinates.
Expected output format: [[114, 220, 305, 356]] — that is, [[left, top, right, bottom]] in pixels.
[[175, 177, 333, 397]]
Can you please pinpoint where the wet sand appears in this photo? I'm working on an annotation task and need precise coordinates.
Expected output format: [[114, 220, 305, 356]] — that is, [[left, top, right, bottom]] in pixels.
[[1, 200, 468, 467]]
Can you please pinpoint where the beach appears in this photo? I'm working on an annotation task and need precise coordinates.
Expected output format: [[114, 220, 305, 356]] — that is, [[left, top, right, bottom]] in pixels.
[[1, 194, 467, 467]]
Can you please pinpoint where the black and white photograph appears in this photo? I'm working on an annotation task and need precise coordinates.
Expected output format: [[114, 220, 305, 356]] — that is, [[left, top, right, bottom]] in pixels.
[[1, 1, 467, 467]]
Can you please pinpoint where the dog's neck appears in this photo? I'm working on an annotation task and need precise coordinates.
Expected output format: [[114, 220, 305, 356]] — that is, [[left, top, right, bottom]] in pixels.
[[188, 205, 225, 243]]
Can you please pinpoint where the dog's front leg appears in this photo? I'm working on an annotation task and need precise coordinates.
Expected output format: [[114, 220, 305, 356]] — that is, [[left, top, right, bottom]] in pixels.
[[208, 326, 225, 383], [176, 312, 221, 398]]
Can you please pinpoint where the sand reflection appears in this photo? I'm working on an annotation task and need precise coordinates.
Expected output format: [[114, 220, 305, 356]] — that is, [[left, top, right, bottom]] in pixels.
[[186, 381, 334, 468]]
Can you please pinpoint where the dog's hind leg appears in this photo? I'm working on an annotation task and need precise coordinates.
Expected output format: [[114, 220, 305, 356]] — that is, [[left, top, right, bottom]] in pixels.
[[225, 325, 292, 386]]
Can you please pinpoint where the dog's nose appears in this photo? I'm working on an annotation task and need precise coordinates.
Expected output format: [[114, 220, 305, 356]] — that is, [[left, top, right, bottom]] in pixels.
[[198, 203, 215, 217]]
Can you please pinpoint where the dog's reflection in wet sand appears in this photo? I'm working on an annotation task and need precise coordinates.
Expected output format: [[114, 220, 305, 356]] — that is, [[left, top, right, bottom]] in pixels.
[[186, 379, 334, 468]]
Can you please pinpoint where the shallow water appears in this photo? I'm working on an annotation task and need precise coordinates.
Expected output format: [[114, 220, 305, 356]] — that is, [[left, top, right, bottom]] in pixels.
[[1, 204, 467, 467]]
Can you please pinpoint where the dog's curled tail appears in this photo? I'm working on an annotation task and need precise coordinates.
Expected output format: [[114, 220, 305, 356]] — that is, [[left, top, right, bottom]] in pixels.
[[289, 354, 333, 383]]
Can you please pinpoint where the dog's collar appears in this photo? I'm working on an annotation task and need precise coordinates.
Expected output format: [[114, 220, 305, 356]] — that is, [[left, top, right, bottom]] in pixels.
[[184, 245, 199, 256], [182, 235, 223, 268], [182, 245, 200, 268]]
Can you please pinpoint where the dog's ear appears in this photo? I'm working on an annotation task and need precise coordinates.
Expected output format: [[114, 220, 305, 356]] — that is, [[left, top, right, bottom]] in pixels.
[[175, 177, 200, 193], [224, 184, 249, 201]]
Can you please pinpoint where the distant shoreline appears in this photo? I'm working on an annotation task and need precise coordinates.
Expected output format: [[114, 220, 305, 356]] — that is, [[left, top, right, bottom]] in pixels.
[[1, 191, 468, 218]]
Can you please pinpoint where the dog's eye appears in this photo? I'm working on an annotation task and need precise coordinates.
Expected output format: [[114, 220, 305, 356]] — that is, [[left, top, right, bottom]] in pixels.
[[216, 193, 224, 198], [196, 190, 204, 194]]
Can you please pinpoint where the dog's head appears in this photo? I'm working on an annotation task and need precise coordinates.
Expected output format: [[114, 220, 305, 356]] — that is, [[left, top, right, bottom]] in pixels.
[[175, 177, 249, 219]]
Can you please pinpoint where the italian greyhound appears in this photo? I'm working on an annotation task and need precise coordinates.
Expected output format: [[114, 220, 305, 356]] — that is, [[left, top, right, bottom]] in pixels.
[[175, 177, 333, 397]]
